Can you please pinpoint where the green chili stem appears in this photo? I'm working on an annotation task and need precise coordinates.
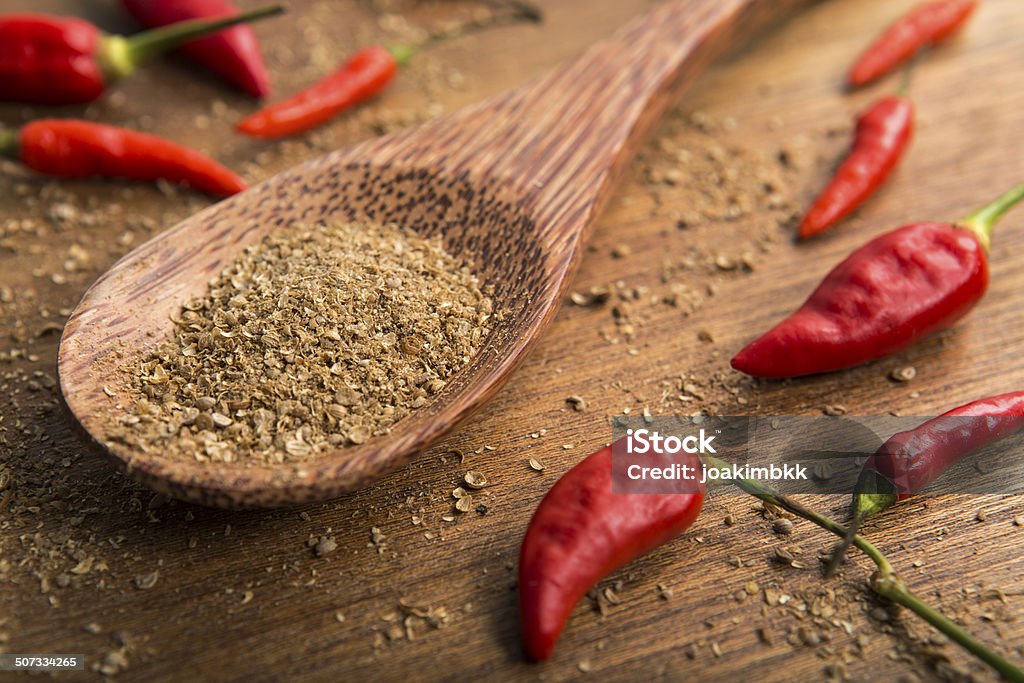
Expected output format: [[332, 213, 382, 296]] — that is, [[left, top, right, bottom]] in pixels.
[[700, 455, 1024, 682], [384, 4, 543, 107], [958, 184, 1024, 252], [894, 47, 924, 97], [100, 5, 285, 80], [825, 469, 899, 577], [388, 44, 418, 66], [701, 456, 894, 575], [396, 0, 542, 60], [873, 575, 1024, 683], [0, 128, 18, 160], [823, 508, 866, 578]]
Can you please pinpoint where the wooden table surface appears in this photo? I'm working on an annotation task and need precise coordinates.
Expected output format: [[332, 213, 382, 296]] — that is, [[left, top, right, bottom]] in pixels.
[[2, 0, 1024, 681]]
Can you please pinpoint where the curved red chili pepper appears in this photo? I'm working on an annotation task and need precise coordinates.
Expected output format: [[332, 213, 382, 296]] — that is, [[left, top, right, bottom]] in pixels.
[[732, 187, 1024, 378], [863, 391, 1024, 503], [0, 7, 282, 105], [121, 0, 272, 98], [519, 440, 704, 660], [236, 45, 401, 139], [799, 96, 914, 239], [1, 119, 247, 197], [849, 0, 979, 88], [825, 391, 1024, 575]]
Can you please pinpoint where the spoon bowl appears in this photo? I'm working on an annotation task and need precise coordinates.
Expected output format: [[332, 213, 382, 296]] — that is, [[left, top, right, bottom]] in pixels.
[[58, 0, 812, 507]]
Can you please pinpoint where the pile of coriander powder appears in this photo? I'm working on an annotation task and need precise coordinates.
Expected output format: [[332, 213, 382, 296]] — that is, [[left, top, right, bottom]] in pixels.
[[111, 222, 493, 465]]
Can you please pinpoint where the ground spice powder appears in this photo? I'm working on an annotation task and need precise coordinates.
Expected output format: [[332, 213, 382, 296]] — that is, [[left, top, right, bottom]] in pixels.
[[111, 221, 493, 465]]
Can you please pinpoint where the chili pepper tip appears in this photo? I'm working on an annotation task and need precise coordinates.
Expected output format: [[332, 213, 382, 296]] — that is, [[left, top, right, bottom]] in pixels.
[[957, 184, 1024, 252]]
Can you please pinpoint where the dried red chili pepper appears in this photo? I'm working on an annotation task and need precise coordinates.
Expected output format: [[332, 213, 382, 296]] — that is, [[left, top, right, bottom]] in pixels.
[[236, 45, 405, 139], [825, 391, 1024, 574], [120, 0, 273, 98], [849, 0, 979, 88], [799, 96, 914, 239], [732, 186, 1024, 378], [0, 119, 247, 196], [519, 439, 704, 660], [0, 6, 282, 105]]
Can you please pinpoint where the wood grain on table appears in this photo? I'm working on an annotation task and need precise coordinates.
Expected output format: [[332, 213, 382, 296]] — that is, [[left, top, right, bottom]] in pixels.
[[1, 0, 1023, 681]]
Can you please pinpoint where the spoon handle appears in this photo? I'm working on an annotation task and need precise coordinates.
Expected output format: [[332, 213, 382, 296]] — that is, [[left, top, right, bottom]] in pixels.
[[438, 0, 813, 241]]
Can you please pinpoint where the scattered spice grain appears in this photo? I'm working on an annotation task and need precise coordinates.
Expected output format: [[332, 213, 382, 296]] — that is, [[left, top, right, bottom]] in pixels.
[[314, 536, 338, 557], [889, 366, 917, 382], [134, 570, 159, 590], [773, 518, 794, 535], [565, 395, 588, 411], [463, 470, 488, 489]]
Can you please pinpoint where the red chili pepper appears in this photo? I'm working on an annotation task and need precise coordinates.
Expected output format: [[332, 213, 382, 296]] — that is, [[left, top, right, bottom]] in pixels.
[[120, 0, 272, 98], [519, 439, 704, 660], [234, 3, 543, 139], [0, 6, 282, 105], [825, 391, 1024, 575], [0, 119, 247, 197], [799, 96, 914, 239], [849, 0, 979, 88], [732, 186, 1024, 378], [862, 391, 1024, 505], [236, 45, 406, 139]]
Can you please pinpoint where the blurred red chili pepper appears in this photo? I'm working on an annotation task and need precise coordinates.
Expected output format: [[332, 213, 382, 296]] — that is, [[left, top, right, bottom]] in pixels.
[[236, 2, 542, 139], [825, 391, 1024, 574], [519, 439, 704, 660], [121, 0, 273, 98], [849, 0, 979, 88], [732, 186, 1024, 378], [0, 119, 247, 197], [799, 96, 914, 239], [236, 45, 404, 139], [0, 6, 282, 105]]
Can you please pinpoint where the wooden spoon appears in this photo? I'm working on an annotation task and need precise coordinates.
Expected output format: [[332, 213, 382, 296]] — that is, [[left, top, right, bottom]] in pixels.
[[59, 0, 813, 508]]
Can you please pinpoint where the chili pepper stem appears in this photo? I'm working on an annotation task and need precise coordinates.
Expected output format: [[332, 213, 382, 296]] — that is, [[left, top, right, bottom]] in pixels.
[[873, 574, 1024, 683], [894, 47, 924, 98], [484, 0, 543, 23], [823, 510, 866, 579], [384, 3, 540, 71], [99, 5, 285, 81], [824, 469, 899, 576], [700, 454, 1024, 682], [411, 0, 541, 54], [387, 44, 418, 67], [0, 128, 17, 159], [387, 1, 541, 69], [957, 184, 1024, 252]]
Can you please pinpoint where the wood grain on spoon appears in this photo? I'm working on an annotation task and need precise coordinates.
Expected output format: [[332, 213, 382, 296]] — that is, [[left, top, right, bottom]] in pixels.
[[58, 0, 815, 508]]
